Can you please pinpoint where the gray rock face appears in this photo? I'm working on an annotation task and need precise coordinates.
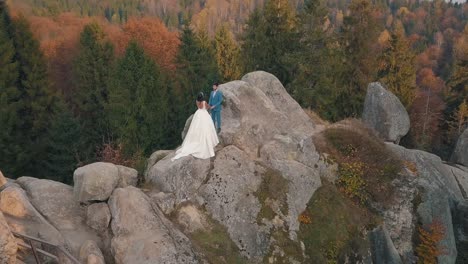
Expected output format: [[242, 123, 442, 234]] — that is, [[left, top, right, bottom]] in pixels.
[[79, 240, 105, 264], [200, 146, 269, 261], [146, 152, 210, 209], [217, 71, 316, 158], [452, 128, 468, 167], [149, 192, 176, 215], [74, 162, 120, 203], [0, 185, 65, 245], [386, 144, 463, 202], [386, 143, 463, 263], [116, 165, 138, 188], [362, 82, 410, 143], [16, 177, 101, 257], [369, 226, 403, 264], [145, 150, 173, 178], [259, 135, 322, 239], [0, 211, 17, 264], [445, 165, 468, 199], [182, 114, 194, 141], [417, 190, 458, 264], [86, 203, 111, 233], [108, 186, 198, 264], [176, 204, 208, 233]]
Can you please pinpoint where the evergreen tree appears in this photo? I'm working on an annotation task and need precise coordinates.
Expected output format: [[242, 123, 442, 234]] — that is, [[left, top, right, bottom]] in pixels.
[[241, 0, 298, 86], [42, 102, 81, 184], [0, 7, 58, 177], [176, 24, 219, 116], [214, 24, 242, 82], [338, 0, 382, 118], [73, 22, 114, 161], [0, 1, 20, 176], [378, 23, 417, 108], [108, 41, 170, 156], [290, 0, 347, 121]]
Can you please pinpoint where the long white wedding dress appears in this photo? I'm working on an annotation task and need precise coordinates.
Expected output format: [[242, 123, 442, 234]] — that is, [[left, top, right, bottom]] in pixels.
[[172, 101, 219, 160]]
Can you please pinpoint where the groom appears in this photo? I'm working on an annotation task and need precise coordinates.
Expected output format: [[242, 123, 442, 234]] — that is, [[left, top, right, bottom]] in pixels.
[[209, 82, 223, 133]]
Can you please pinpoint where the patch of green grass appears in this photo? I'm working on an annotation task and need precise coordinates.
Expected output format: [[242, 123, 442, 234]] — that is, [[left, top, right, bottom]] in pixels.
[[254, 167, 289, 223], [189, 214, 247, 264], [299, 181, 379, 263]]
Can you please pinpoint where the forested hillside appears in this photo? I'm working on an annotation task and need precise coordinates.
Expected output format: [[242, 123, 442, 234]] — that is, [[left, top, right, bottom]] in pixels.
[[1, 0, 467, 183]]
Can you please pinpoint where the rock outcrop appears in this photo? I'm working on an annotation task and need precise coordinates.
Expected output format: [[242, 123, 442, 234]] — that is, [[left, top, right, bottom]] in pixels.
[[2, 71, 468, 264], [108, 186, 198, 264], [0, 210, 17, 264], [452, 128, 468, 167], [16, 177, 102, 256], [147, 71, 325, 261], [74, 162, 120, 203], [79, 240, 105, 264], [362, 82, 410, 143], [86, 203, 111, 234]]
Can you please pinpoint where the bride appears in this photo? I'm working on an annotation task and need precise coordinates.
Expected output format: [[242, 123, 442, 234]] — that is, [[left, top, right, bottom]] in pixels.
[[172, 92, 219, 161]]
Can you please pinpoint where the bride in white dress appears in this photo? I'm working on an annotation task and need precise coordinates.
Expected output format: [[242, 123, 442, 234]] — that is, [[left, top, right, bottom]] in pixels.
[[172, 92, 219, 161]]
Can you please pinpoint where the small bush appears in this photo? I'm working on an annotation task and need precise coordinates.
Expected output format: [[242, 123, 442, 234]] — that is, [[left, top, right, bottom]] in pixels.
[[337, 162, 368, 204], [299, 212, 312, 224], [416, 219, 447, 264]]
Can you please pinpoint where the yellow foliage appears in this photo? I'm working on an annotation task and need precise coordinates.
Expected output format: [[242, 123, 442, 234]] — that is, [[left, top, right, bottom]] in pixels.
[[298, 212, 312, 224], [416, 219, 447, 264], [337, 162, 368, 204]]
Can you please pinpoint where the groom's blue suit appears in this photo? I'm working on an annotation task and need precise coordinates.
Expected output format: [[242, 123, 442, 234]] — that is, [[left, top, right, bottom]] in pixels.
[[209, 90, 223, 130]]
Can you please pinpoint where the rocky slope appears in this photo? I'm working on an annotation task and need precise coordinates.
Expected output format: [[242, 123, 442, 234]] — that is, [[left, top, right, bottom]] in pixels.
[[0, 72, 467, 264]]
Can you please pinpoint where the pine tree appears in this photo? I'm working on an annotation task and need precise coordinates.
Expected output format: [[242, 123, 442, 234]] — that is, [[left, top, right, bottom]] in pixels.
[[0, 0, 20, 176], [214, 24, 242, 82], [108, 41, 169, 156], [338, 0, 383, 118], [176, 24, 219, 115], [73, 22, 114, 161], [290, 0, 346, 121], [378, 23, 417, 108], [42, 102, 81, 184], [241, 0, 299, 86], [6, 15, 55, 176]]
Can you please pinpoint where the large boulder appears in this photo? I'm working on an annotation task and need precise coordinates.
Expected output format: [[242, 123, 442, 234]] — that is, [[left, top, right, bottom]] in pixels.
[[369, 226, 403, 264], [116, 165, 138, 188], [16, 177, 102, 257], [73, 162, 120, 203], [144, 150, 173, 178], [452, 128, 468, 167], [146, 152, 210, 209], [362, 82, 410, 143], [182, 114, 194, 141], [108, 186, 198, 264], [0, 211, 17, 264], [79, 240, 105, 264], [0, 185, 66, 246], [386, 143, 463, 263], [86, 203, 111, 234], [200, 146, 269, 261], [217, 71, 316, 158]]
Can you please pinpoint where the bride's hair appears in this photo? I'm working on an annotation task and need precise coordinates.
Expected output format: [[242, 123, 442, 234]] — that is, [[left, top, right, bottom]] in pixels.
[[196, 92, 204, 102]]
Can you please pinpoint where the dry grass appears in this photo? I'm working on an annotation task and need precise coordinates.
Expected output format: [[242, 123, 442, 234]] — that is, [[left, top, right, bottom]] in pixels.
[[313, 119, 403, 208]]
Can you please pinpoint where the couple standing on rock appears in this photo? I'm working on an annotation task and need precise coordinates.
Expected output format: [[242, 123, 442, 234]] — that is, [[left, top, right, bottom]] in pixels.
[[172, 83, 223, 161]]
